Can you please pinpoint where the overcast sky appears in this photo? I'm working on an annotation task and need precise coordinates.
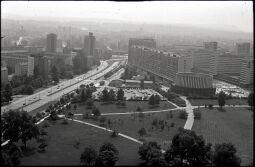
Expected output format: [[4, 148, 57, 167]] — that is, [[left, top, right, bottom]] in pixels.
[[1, 1, 253, 32]]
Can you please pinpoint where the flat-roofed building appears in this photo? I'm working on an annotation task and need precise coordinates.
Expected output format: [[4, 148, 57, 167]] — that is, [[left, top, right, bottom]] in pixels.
[[1, 67, 8, 86], [15, 62, 28, 76], [235, 42, 250, 57], [216, 53, 243, 75], [129, 45, 192, 82], [46, 33, 57, 53], [172, 72, 215, 96], [204, 41, 218, 51], [239, 59, 254, 86], [27, 56, 34, 76]]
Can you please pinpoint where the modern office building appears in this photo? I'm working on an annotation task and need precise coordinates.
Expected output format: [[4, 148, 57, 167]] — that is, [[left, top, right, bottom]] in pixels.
[[239, 59, 254, 86], [235, 42, 250, 56], [84, 32, 96, 56], [128, 45, 192, 82], [1, 67, 8, 86], [171, 72, 215, 96], [46, 33, 57, 53], [15, 62, 28, 76]]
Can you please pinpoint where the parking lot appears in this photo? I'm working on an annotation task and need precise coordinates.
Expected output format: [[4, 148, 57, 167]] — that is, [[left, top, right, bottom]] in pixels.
[[93, 87, 163, 100], [213, 80, 251, 98]]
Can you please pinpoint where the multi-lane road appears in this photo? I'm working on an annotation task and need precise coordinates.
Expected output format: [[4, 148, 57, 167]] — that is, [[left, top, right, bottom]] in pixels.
[[1, 58, 125, 114]]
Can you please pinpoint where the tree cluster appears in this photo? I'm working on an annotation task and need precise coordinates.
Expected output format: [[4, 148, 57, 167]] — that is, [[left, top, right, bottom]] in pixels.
[[138, 128, 241, 166], [148, 94, 160, 106], [80, 142, 119, 166]]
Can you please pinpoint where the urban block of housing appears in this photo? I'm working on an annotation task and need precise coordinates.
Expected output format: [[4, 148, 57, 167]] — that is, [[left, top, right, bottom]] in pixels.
[[127, 38, 253, 96]]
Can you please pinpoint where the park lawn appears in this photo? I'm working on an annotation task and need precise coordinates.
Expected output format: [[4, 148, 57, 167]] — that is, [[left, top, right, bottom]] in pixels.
[[72, 101, 176, 114], [192, 107, 253, 166], [75, 109, 186, 150], [189, 98, 248, 106], [19, 119, 141, 166]]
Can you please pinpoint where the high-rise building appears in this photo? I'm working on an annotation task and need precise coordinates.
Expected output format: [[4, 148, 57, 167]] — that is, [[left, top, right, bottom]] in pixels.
[[27, 56, 34, 76], [235, 42, 250, 56], [203, 42, 218, 51], [1, 67, 8, 86], [239, 59, 254, 85], [15, 62, 28, 76], [33, 54, 51, 79], [84, 32, 96, 56], [46, 33, 57, 53]]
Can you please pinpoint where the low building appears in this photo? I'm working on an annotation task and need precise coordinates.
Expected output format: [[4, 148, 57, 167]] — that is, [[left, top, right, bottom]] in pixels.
[[171, 72, 215, 96], [1, 67, 8, 86], [109, 79, 153, 88]]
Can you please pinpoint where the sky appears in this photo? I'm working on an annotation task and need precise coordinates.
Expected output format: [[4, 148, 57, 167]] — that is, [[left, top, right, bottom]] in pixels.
[[1, 1, 253, 32]]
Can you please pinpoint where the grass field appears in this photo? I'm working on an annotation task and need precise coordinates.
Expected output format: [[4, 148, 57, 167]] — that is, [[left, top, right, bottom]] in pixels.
[[75, 109, 186, 150], [72, 101, 176, 114], [189, 99, 248, 106], [192, 107, 253, 166], [19, 119, 141, 166]]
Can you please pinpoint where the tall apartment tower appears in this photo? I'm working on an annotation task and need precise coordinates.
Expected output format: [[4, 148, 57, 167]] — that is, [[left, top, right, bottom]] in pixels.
[[84, 32, 96, 56], [46, 33, 57, 53], [239, 58, 254, 85], [203, 42, 218, 51], [235, 42, 250, 56]]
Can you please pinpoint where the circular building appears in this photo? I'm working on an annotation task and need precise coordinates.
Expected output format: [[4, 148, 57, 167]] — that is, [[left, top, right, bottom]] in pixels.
[[171, 72, 216, 97]]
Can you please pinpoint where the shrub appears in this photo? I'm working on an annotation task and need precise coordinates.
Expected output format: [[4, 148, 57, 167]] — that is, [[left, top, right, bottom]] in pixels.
[[178, 110, 187, 119], [194, 109, 201, 120], [170, 123, 175, 127], [121, 102, 126, 107], [61, 119, 68, 124], [42, 122, 50, 128], [73, 140, 80, 149], [36, 112, 43, 119], [208, 104, 213, 109], [83, 113, 89, 119], [136, 106, 142, 112], [111, 130, 118, 138]]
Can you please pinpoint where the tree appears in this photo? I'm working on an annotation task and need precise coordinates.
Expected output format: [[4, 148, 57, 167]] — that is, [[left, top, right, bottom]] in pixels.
[[248, 93, 254, 109], [51, 65, 59, 84], [138, 127, 147, 138], [1, 142, 23, 166], [92, 106, 101, 117], [80, 146, 98, 166], [138, 141, 164, 165], [99, 116, 106, 125], [165, 128, 212, 166], [86, 88, 93, 99], [4, 83, 13, 102], [154, 94, 160, 105], [140, 79, 144, 89], [86, 98, 94, 108], [23, 85, 34, 95], [117, 88, 124, 101], [109, 89, 116, 101], [218, 91, 226, 109], [98, 150, 118, 166], [213, 143, 241, 167], [81, 89, 87, 102], [101, 88, 109, 102], [34, 66, 39, 78], [98, 142, 119, 166], [2, 110, 40, 149], [149, 95, 155, 106]]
